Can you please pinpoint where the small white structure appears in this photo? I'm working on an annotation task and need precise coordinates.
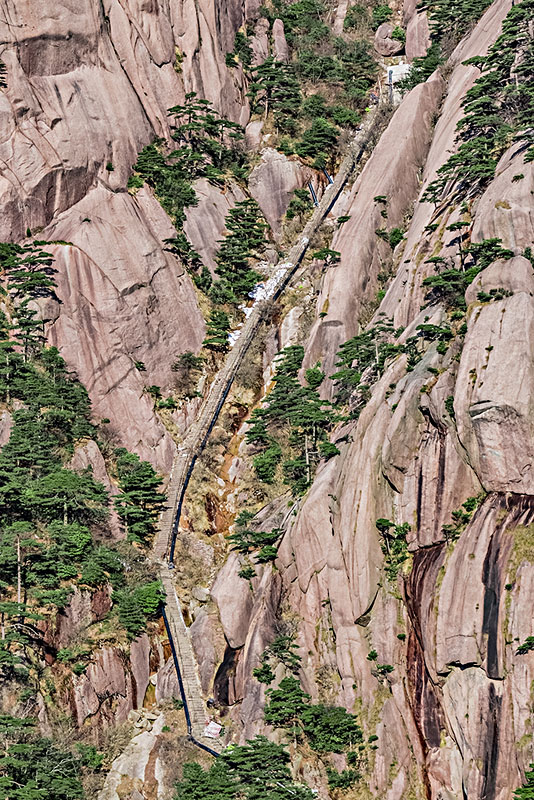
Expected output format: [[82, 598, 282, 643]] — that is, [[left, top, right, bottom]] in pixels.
[[387, 62, 412, 104]]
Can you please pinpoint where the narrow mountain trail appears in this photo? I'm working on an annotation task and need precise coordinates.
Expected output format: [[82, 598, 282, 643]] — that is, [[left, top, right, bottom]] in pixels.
[[151, 108, 382, 755]]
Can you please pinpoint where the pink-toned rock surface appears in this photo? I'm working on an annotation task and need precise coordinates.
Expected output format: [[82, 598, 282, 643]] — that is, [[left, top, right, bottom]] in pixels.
[[245, 119, 265, 150], [4, 0, 534, 797], [305, 73, 444, 383], [0, 410, 13, 447], [190, 608, 227, 693], [205, 2, 534, 797], [406, 11, 431, 60], [272, 18, 289, 62], [456, 257, 534, 493], [155, 656, 179, 702], [374, 23, 404, 56], [250, 17, 270, 66], [383, 0, 513, 330], [248, 148, 314, 234], [43, 186, 204, 468], [71, 635, 153, 727], [211, 552, 254, 648], [70, 440, 115, 493], [0, 0, 245, 469], [73, 647, 132, 726]]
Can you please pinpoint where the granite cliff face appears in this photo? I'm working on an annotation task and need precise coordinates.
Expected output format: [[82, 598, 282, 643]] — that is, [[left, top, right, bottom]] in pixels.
[[1, 0, 533, 798], [0, 0, 249, 467], [197, 2, 534, 798]]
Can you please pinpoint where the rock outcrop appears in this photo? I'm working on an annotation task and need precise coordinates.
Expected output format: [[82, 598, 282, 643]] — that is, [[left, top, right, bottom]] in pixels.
[[248, 149, 314, 235], [374, 23, 404, 56]]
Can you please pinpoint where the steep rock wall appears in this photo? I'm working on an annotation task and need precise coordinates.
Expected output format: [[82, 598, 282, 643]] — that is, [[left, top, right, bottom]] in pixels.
[[0, 0, 246, 467]]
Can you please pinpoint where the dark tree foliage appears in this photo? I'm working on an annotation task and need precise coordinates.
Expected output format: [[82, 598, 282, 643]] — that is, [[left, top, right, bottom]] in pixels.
[[332, 317, 402, 408], [428, 0, 492, 45], [264, 676, 310, 729], [247, 57, 303, 135], [421, 238, 514, 310], [514, 764, 534, 799], [174, 736, 315, 800], [114, 581, 164, 640], [375, 519, 410, 579], [295, 118, 339, 169], [401, 0, 491, 91], [226, 31, 253, 70], [203, 310, 231, 352], [213, 199, 268, 302], [0, 715, 84, 799], [0, 242, 58, 362], [228, 510, 282, 559], [399, 42, 444, 92], [422, 0, 534, 201], [300, 704, 363, 753], [246, 345, 337, 494], [114, 449, 165, 543]]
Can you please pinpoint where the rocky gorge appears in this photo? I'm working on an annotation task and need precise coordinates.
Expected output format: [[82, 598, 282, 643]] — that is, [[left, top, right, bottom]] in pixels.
[[0, 0, 533, 798]]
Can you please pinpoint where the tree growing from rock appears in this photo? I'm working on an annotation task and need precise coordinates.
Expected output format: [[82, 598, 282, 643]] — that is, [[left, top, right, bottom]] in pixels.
[[114, 448, 165, 543]]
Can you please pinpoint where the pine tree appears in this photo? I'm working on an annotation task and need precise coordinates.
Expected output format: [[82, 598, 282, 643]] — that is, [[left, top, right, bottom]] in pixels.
[[213, 199, 267, 301], [264, 676, 310, 730], [514, 765, 534, 799], [203, 310, 231, 352], [114, 449, 165, 543]]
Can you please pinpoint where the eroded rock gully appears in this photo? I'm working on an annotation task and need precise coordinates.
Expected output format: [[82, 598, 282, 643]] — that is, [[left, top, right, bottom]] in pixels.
[[2, 0, 534, 797]]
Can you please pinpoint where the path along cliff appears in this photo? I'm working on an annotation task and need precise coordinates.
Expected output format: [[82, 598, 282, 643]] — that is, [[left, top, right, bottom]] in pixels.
[[150, 109, 382, 753]]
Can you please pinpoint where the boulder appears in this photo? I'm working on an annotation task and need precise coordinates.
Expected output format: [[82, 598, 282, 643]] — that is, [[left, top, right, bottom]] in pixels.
[[0, 410, 13, 447], [272, 18, 289, 62], [248, 148, 312, 235], [245, 119, 265, 150], [155, 656, 179, 702], [455, 257, 534, 493], [406, 11, 431, 61], [190, 609, 226, 693], [211, 552, 254, 648], [72, 647, 133, 725], [250, 17, 270, 65], [374, 23, 404, 56]]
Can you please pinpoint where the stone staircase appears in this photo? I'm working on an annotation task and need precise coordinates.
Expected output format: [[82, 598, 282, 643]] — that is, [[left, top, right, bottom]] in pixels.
[[150, 110, 381, 755], [159, 567, 224, 752]]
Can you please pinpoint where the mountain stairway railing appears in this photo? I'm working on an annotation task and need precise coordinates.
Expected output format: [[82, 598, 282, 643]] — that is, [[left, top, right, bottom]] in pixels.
[[151, 107, 382, 757]]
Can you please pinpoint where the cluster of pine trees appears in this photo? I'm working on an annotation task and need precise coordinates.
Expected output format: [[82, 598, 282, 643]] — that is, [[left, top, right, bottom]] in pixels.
[[422, 0, 534, 201], [246, 345, 339, 494], [0, 242, 165, 686], [226, 0, 378, 167]]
